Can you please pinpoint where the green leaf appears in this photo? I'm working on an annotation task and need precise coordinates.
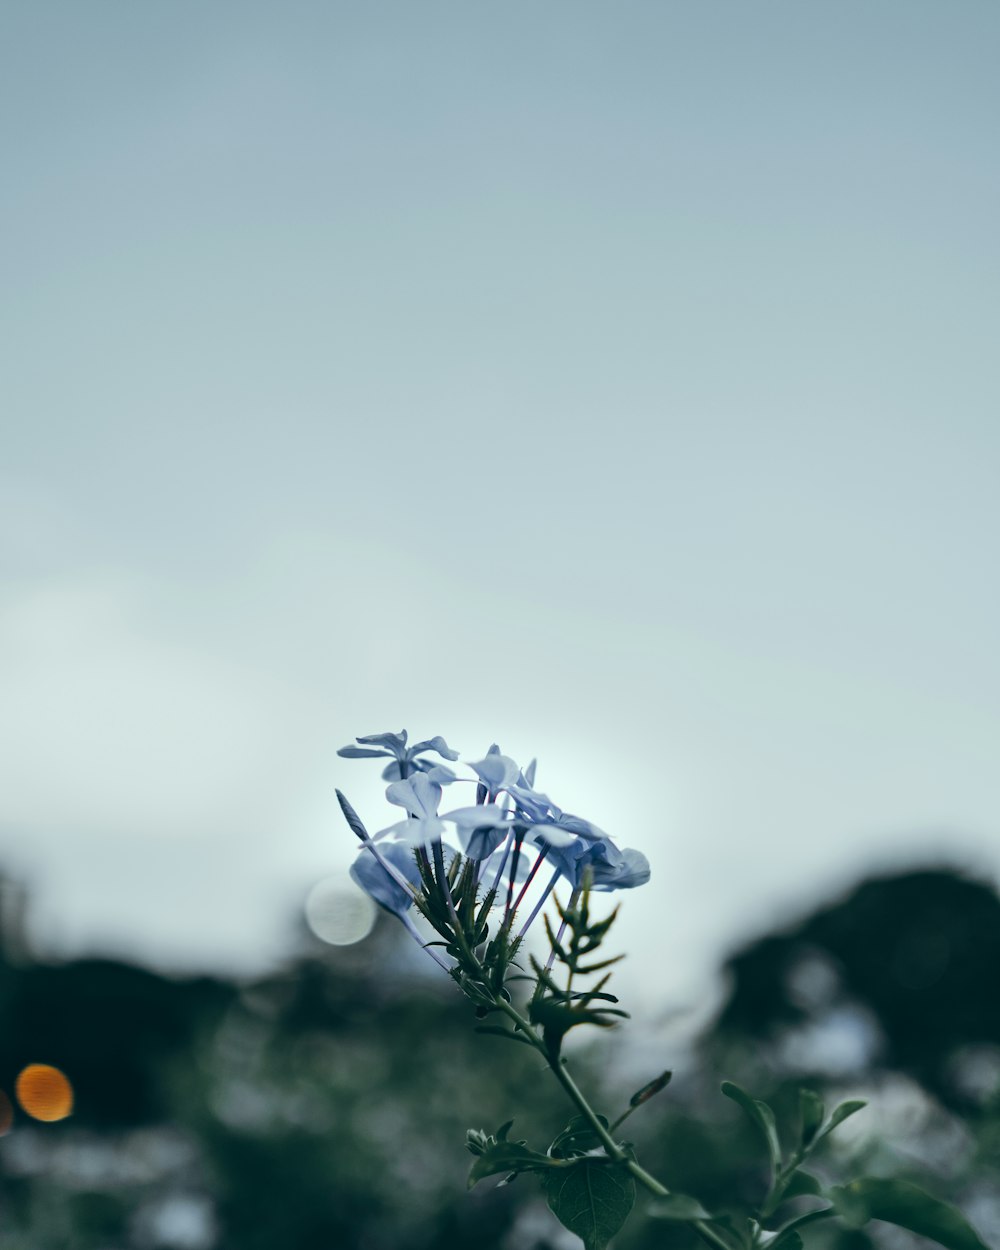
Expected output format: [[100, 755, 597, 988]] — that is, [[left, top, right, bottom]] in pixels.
[[550, 1114, 610, 1159], [819, 1100, 867, 1139], [799, 1089, 825, 1146], [831, 1179, 990, 1250], [466, 1122, 561, 1188], [775, 1234, 802, 1250], [647, 1193, 714, 1221], [721, 1082, 782, 1174], [543, 1159, 635, 1250], [783, 1170, 823, 1200], [770, 1207, 837, 1250], [629, 1070, 673, 1108]]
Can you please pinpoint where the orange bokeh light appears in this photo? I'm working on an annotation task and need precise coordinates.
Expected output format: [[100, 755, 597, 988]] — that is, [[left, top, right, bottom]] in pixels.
[[15, 1064, 74, 1122]]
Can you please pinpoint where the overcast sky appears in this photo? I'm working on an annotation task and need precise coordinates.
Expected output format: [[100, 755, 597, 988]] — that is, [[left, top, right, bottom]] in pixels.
[[2, 2, 998, 1013]]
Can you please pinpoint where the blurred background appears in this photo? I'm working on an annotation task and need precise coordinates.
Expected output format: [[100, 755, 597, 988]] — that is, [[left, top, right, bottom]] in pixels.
[[1, 2, 998, 1247]]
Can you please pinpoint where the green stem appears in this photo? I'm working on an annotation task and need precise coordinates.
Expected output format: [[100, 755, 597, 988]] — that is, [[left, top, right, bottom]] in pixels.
[[493, 998, 729, 1250]]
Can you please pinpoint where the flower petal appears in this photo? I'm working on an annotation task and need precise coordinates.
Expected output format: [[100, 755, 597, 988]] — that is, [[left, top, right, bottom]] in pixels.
[[356, 730, 408, 756], [350, 841, 421, 915], [386, 773, 442, 818], [527, 824, 580, 851], [443, 805, 510, 830], [550, 811, 610, 842], [467, 753, 521, 793], [444, 803, 511, 860], [418, 762, 457, 784], [592, 847, 651, 891], [380, 816, 447, 848], [408, 735, 460, 762], [506, 783, 556, 821]]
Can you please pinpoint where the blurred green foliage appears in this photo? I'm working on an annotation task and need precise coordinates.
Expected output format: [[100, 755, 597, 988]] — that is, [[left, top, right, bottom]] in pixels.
[[1, 867, 997, 1250]]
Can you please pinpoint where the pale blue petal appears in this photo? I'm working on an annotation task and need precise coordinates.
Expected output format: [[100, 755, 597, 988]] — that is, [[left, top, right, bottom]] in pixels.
[[372, 818, 417, 841], [444, 806, 510, 831], [337, 746, 391, 759], [537, 833, 623, 889], [550, 812, 609, 842], [418, 762, 457, 784], [528, 824, 579, 851], [386, 773, 442, 818], [592, 847, 651, 891], [350, 841, 421, 915], [444, 804, 510, 860], [408, 735, 460, 762], [381, 816, 446, 848], [506, 783, 555, 820], [467, 754, 521, 793], [463, 827, 507, 860], [356, 730, 408, 756]]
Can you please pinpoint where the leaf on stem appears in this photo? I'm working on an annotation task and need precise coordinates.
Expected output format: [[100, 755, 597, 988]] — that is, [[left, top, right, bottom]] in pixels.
[[543, 1158, 635, 1250], [799, 1089, 825, 1147], [830, 1179, 991, 1250], [721, 1082, 782, 1176], [819, 1100, 867, 1140], [629, 1070, 672, 1108], [782, 1170, 823, 1200]]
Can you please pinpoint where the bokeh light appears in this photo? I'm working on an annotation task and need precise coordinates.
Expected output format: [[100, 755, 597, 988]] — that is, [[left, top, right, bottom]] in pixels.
[[15, 1064, 74, 1122], [305, 875, 377, 946], [0, 1089, 13, 1135]]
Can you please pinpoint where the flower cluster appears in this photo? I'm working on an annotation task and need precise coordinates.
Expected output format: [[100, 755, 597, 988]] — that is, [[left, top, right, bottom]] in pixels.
[[336, 731, 650, 967], [332, 727, 985, 1250]]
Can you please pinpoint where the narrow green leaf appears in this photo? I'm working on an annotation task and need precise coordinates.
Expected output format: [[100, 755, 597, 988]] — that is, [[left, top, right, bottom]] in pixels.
[[543, 1159, 636, 1250], [647, 1193, 713, 1221], [629, 1070, 673, 1108], [799, 1089, 825, 1146], [831, 1179, 990, 1250], [721, 1082, 781, 1173], [820, 1100, 867, 1139]]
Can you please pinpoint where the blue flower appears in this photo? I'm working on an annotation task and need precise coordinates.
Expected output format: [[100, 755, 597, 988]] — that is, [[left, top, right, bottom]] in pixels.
[[385, 773, 448, 819], [467, 750, 521, 799], [503, 782, 649, 893], [589, 844, 650, 891], [338, 730, 459, 781], [350, 841, 422, 916], [383, 771, 512, 860], [533, 832, 650, 892], [445, 805, 511, 860]]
